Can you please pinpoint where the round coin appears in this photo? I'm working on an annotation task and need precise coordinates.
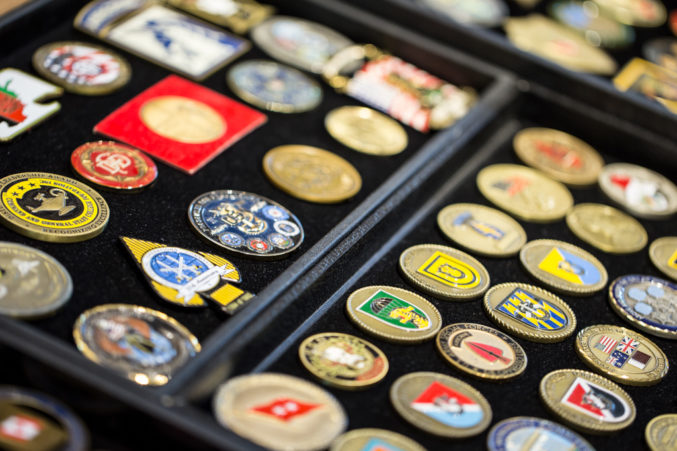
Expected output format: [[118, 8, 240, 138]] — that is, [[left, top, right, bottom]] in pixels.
[[598, 163, 677, 219], [213, 373, 347, 451], [436, 323, 527, 380], [71, 141, 157, 191], [646, 414, 677, 451], [0, 172, 109, 243], [549, 0, 635, 49], [399, 244, 490, 300], [566, 203, 647, 253], [649, 236, 677, 281], [576, 324, 668, 386], [592, 0, 666, 27], [487, 416, 595, 451], [483, 282, 577, 343], [389, 371, 492, 438], [325, 106, 408, 156], [476, 164, 573, 222], [32, 41, 130, 95], [539, 369, 636, 433], [345, 285, 442, 344], [227, 60, 322, 113], [437, 203, 527, 257], [519, 239, 608, 296], [643, 37, 677, 72], [298, 332, 388, 389], [73, 303, 200, 386], [330, 428, 425, 451], [188, 189, 304, 259], [512, 128, 604, 186], [262, 145, 361, 203], [0, 242, 72, 318], [608, 274, 677, 339], [417, 0, 508, 27]]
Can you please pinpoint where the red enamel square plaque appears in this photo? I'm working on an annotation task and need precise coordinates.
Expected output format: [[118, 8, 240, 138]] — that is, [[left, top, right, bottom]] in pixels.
[[94, 75, 267, 174]]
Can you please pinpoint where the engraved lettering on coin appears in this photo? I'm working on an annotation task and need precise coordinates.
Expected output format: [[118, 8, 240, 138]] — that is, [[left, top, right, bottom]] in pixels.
[[140, 95, 226, 143]]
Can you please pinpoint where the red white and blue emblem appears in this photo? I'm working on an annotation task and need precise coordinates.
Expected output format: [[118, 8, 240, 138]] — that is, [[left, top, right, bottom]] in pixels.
[[410, 381, 483, 428]]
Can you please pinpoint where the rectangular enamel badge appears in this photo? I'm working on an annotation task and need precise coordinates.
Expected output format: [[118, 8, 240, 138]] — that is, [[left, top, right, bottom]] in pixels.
[[94, 75, 267, 174], [613, 58, 677, 114]]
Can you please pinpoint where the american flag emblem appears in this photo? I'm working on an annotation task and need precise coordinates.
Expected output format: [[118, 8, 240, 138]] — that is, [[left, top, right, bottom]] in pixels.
[[606, 350, 629, 368], [594, 335, 618, 354], [616, 336, 639, 355]]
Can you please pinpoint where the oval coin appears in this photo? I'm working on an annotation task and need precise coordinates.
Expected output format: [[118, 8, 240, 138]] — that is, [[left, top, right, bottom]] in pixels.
[[649, 236, 677, 281], [550, 1, 635, 49], [566, 203, 647, 253], [646, 414, 677, 451], [593, 0, 666, 27], [330, 428, 425, 451], [487, 416, 595, 451], [325, 106, 408, 156], [418, 0, 508, 27]]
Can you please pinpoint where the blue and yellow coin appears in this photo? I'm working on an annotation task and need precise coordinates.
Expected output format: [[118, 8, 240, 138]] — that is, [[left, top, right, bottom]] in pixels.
[[487, 416, 594, 451]]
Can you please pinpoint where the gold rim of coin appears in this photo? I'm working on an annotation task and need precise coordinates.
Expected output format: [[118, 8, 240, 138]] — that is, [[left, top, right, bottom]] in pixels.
[[213, 373, 347, 451], [513, 128, 604, 186], [539, 369, 636, 434], [437, 203, 527, 257], [324, 106, 408, 156], [262, 144, 362, 203], [575, 324, 669, 386], [329, 428, 426, 451], [436, 323, 527, 380], [483, 282, 577, 343], [476, 164, 573, 223], [649, 237, 677, 281], [389, 371, 492, 438], [345, 285, 442, 344], [298, 332, 389, 390], [519, 239, 608, 296], [399, 243, 490, 300], [646, 414, 677, 451], [0, 172, 109, 243], [566, 203, 647, 254]]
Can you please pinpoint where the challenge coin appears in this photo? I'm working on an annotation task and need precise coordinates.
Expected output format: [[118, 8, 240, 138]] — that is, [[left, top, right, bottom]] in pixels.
[[593, 0, 666, 27], [0, 172, 109, 243], [649, 236, 677, 281], [437, 203, 527, 257], [519, 239, 608, 296], [539, 369, 635, 433], [436, 323, 527, 380], [418, 0, 508, 27], [575, 324, 668, 386], [345, 286, 442, 344], [398, 244, 490, 300], [483, 282, 576, 343], [73, 303, 200, 386], [325, 106, 408, 156], [609, 274, 677, 339], [71, 141, 157, 191], [598, 163, 677, 219], [389, 371, 492, 438], [188, 189, 304, 259], [0, 242, 72, 319], [476, 164, 573, 222], [549, 0, 635, 49], [646, 414, 677, 451], [213, 373, 347, 451], [566, 203, 647, 253], [32, 41, 130, 95], [330, 428, 425, 451], [227, 60, 322, 113], [643, 37, 677, 72], [512, 127, 604, 186], [298, 332, 388, 389], [262, 145, 361, 203], [487, 416, 594, 451]]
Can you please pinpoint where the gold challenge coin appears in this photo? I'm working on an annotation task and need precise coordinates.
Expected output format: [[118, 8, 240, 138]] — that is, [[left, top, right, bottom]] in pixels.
[[325, 106, 408, 156], [650, 237, 677, 281], [646, 414, 677, 451], [566, 203, 647, 253], [330, 428, 426, 451]]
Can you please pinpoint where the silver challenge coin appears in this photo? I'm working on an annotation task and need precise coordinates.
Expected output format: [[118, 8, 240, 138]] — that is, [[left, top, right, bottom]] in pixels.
[[0, 241, 72, 318]]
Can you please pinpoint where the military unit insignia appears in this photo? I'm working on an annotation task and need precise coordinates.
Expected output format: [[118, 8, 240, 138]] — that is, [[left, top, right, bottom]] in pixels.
[[487, 417, 595, 451], [496, 288, 567, 330], [566, 203, 648, 254], [357, 289, 431, 331], [560, 377, 631, 422], [251, 398, 321, 422], [410, 381, 484, 428]]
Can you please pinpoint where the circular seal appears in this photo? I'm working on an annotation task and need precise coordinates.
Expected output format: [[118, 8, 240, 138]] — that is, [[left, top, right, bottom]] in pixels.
[[483, 282, 577, 343], [227, 60, 322, 113], [330, 428, 426, 451], [0, 172, 109, 243], [539, 369, 636, 434], [476, 164, 573, 222], [398, 243, 490, 300], [213, 373, 347, 451], [566, 203, 647, 254], [646, 414, 677, 451], [73, 303, 201, 386], [389, 371, 492, 438], [643, 37, 677, 72], [487, 416, 594, 451], [417, 0, 508, 27], [298, 332, 389, 389], [262, 145, 362, 204], [0, 385, 89, 451], [0, 241, 72, 318], [32, 41, 130, 95], [325, 106, 408, 156], [575, 324, 669, 386], [345, 285, 442, 344], [649, 236, 677, 281], [188, 190, 304, 259], [608, 274, 677, 339], [436, 323, 527, 380], [512, 127, 604, 186], [593, 0, 666, 27], [519, 239, 608, 296], [71, 141, 157, 191], [549, 1, 635, 49]]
